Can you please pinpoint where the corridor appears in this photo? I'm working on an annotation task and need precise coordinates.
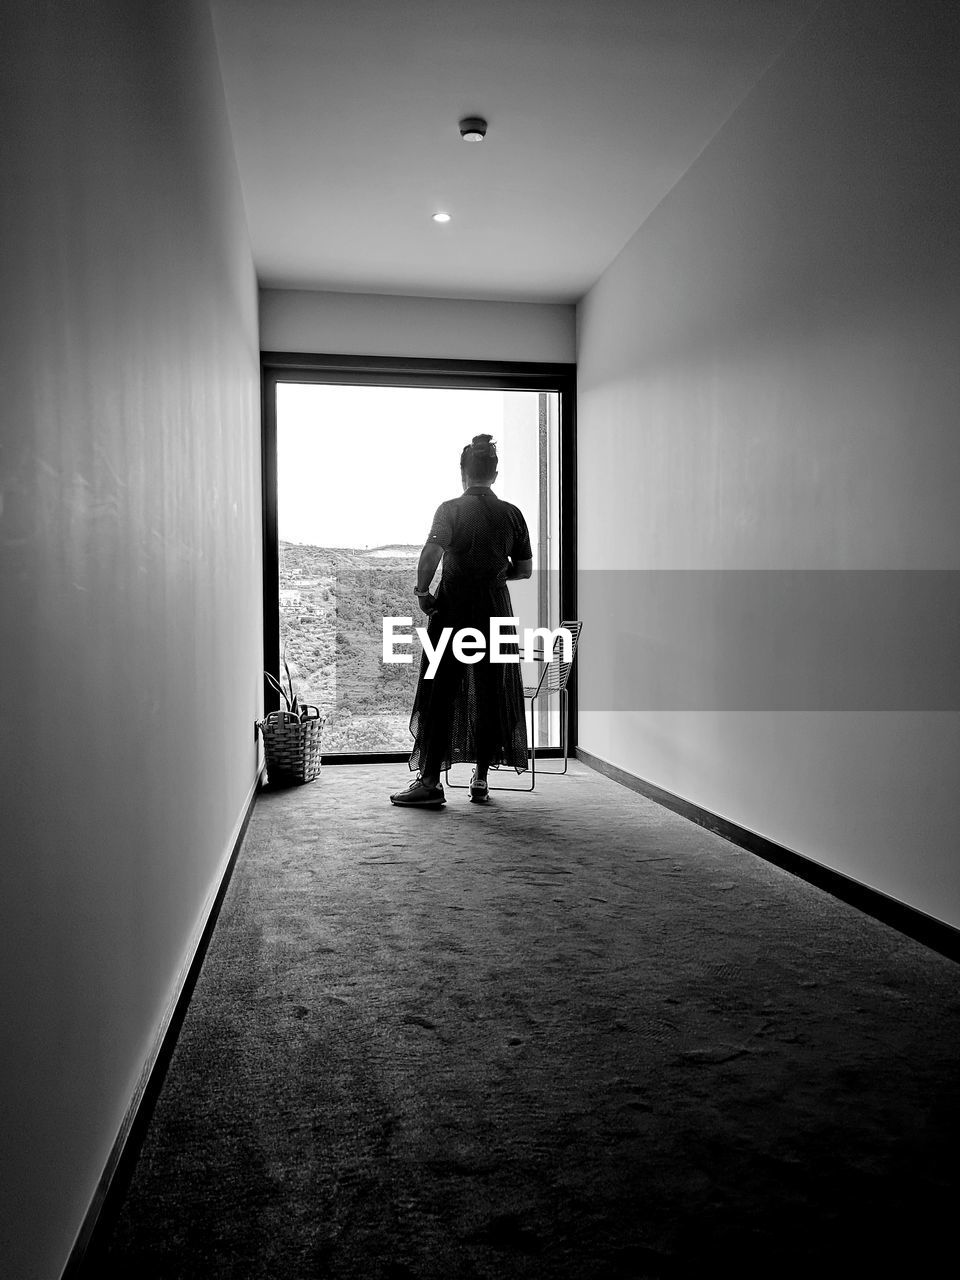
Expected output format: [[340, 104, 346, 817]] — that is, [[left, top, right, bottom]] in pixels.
[[96, 764, 960, 1277]]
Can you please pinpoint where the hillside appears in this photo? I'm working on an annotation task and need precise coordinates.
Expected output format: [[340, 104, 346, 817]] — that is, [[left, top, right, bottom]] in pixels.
[[278, 541, 430, 753]]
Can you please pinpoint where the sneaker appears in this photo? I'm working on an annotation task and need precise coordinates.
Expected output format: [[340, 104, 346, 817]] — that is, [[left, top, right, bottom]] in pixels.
[[390, 776, 445, 808], [469, 771, 489, 803]]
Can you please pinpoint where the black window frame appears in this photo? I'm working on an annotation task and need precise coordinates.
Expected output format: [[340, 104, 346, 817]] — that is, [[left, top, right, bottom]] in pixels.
[[261, 351, 577, 764]]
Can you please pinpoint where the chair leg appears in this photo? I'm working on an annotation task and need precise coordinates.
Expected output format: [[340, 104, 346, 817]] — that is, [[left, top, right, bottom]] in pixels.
[[530, 694, 536, 792], [445, 695, 537, 792], [471, 691, 574, 788], [516, 689, 571, 778], [481, 693, 546, 792]]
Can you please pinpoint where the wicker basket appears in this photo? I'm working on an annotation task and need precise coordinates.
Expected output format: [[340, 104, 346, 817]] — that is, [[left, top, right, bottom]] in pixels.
[[258, 706, 325, 784]]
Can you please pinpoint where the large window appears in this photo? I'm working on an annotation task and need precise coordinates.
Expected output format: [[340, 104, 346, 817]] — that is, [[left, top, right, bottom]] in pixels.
[[262, 356, 576, 761]]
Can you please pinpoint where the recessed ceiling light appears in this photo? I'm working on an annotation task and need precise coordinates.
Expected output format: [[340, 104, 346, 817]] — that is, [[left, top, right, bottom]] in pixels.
[[459, 116, 487, 142], [432, 211, 451, 223]]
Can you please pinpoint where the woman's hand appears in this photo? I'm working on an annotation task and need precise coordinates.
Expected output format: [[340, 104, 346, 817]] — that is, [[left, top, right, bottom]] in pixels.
[[414, 589, 437, 614]]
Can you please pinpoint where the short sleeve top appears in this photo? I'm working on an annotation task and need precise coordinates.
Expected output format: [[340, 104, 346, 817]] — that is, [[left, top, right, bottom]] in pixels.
[[427, 486, 532, 589]]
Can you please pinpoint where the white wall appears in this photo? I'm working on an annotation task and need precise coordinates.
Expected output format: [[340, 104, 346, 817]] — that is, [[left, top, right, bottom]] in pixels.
[[261, 287, 576, 363], [0, 4, 261, 1276], [576, 0, 960, 926]]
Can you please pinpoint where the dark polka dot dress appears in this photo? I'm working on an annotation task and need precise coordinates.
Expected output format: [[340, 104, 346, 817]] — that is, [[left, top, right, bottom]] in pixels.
[[408, 486, 532, 775]]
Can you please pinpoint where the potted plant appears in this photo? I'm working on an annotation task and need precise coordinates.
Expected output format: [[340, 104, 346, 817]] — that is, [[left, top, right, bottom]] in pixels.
[[258, 655, 326, 784]]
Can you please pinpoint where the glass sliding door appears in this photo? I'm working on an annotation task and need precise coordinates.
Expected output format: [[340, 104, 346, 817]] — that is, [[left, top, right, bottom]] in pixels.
[[261, 353, 578, 757], [263, 358, 575, 762]]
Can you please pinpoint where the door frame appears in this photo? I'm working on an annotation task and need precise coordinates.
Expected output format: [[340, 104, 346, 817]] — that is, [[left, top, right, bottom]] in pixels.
[[261, 351, 577, 763]]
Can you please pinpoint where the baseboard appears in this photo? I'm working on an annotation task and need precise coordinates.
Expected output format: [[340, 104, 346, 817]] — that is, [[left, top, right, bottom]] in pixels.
[[576, 747, 960, 965], [61, 778, 259, 1279]]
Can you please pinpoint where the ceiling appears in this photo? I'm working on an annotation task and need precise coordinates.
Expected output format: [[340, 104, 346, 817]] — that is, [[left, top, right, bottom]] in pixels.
[[209, 0, 820, 304]]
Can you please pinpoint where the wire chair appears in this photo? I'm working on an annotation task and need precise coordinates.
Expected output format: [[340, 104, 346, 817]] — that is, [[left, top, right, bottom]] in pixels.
[[446, 620, 582, 793]]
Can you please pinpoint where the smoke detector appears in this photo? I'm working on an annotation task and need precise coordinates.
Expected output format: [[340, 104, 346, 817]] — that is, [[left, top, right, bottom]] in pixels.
[[459, 116, 487, 142]]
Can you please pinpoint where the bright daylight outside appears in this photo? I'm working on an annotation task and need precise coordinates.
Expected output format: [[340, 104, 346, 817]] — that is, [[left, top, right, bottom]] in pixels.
[[277, 383, 560, 755]]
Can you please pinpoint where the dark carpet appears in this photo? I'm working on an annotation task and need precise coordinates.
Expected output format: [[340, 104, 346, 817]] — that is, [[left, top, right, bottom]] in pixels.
[[97, 762, 960, 1278]]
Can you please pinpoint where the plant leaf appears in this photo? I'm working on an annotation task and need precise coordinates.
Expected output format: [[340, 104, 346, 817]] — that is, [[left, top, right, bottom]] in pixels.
[[264, 670, 291, 711]]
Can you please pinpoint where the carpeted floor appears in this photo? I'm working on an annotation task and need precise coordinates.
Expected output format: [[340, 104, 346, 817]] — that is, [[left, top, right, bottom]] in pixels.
[[97, 762, 960, 1278]]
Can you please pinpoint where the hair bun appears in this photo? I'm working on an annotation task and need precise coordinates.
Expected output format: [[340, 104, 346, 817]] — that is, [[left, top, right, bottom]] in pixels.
[[460, 433, 498, 482]]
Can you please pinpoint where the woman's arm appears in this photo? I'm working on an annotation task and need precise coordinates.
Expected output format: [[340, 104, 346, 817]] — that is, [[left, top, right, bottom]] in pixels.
[[506, 557, 533, 581], [414, 541, 444, 609]]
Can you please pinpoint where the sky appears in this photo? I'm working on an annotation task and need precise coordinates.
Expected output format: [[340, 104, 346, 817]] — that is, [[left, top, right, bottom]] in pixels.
[[277, 383, 541, 548]]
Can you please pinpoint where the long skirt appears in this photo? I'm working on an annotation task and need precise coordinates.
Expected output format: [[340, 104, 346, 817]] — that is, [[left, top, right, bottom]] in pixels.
[[407, 584, 528, 775]]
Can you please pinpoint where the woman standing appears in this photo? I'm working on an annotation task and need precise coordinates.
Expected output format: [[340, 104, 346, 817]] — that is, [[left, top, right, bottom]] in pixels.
[[390, 434, 532, 808]]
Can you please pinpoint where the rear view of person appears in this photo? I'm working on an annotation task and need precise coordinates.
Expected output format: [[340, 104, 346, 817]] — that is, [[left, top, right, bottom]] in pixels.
[[390, 434, 532, 808]]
